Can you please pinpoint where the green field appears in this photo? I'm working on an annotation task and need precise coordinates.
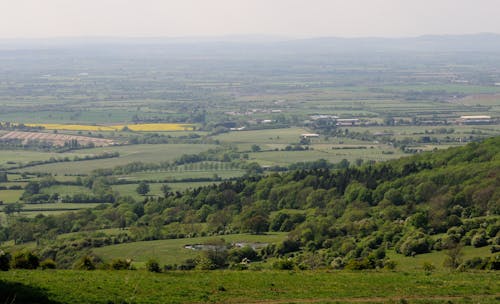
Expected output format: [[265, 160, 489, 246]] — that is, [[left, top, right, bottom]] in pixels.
[[111, 181, 219, 200], [93, 233, 288, 266], [17, 144, 217, 174], [41, 185, 93, 196], [0, 270, 498, 304], [214, 127, 310, 145], [0, 189, 23, 203], [248, 147, 402, 166], [0, 150, 87, 169], [387, 246, 497, 272], [118, 169, 245, 182]]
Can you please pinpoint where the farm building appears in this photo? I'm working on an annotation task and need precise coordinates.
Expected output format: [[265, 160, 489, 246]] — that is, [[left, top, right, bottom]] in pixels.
[[310, 114, 339, 121], [336, 118, 360, 126], [301, 133, 320, 138], [457, 115, 492, 124]]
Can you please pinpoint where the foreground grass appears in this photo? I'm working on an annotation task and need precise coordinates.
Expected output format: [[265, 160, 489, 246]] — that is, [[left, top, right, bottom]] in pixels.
[[0, 270, 498, 304]]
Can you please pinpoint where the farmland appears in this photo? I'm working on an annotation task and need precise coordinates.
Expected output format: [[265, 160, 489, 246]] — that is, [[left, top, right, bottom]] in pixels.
[[0, 131, 115, 147], [0, 36, 499, 304], [16, 144, 217, 174], [24, 123, 196, 132]]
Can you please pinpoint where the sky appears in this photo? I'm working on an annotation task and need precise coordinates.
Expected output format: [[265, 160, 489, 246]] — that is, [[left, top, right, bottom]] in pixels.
[[1, 0, 500, 39]]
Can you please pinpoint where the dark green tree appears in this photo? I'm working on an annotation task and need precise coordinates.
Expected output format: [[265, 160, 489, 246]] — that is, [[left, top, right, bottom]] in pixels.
[[136, 182, 150, 196]]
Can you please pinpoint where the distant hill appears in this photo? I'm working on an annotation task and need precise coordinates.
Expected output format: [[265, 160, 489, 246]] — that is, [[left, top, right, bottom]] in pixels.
[[2, 33, 500, 54]]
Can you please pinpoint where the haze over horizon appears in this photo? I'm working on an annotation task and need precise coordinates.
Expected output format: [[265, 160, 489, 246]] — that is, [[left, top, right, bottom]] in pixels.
[[1, 0, 500, 39]]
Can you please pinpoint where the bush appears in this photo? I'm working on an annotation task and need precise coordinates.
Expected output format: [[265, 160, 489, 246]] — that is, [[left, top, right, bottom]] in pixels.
[[73, 255, 97, 270], [229, 263, 249, 270], [399, 234, 432, 256], [471, 231, 488, 248], [344, 256, 380, 270], [111, 258, 133, 270], [422, 262, 436, 274], [273, 258, 295, 270], [0, 250, 11, 271], [12, 251, 39, 269], [459, 257, 488, 270], [384, 260, 397, 270], [146, 259, 161, 273], [228, 246, 259, 264], [178, 258, 196, 270], [40, 258, 57, 270]]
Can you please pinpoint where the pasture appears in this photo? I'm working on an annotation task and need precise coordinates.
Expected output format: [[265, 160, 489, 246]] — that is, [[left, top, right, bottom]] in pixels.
[[386, 246, 497, 272], [248, 147, 402, 166], [0, 189, 23, 203], [17, 144, 217, 174], [92, 233, 288, 266], [118, 169, 245, 182], [0, 270, 498, 304]]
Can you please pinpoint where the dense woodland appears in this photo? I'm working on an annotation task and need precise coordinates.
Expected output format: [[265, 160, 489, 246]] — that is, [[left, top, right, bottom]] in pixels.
[[1, 136, 499, 271]]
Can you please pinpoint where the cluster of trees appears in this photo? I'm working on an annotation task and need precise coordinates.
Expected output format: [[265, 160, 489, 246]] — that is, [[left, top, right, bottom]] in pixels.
[[18, 175, 117, 205]]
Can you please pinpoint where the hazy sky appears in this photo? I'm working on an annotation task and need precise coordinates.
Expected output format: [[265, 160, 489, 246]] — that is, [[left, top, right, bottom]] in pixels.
[[1, 0, 500, 39]]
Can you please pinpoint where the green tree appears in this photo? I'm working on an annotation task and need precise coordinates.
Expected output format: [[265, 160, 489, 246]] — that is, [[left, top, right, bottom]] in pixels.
[[251, 144, 261, 152], [12, 250, 39, 269], [160, 184, 171, 197], [0, 250, 11, 271], [244, 215, 269, 234], [136, 182, 150, 196], [443, 243, 464, 269], [146, 259, 161, 273]]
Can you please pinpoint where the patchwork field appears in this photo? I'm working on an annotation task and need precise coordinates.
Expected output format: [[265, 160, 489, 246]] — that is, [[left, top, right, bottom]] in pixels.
[[0, 131, 115, 146], [24, 123, 196, 132], [17, 144, 217, 174]]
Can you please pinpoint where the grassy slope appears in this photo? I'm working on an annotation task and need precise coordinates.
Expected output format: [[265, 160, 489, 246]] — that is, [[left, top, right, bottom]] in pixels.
[[0, 270, 498, 304], [93, 233, 288, 266]]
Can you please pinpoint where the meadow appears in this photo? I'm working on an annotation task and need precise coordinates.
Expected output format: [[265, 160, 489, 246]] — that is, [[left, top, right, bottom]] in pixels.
[[17, 144, 217, 174], [0, 270, 498, 304], [93, 233, 288, 266]]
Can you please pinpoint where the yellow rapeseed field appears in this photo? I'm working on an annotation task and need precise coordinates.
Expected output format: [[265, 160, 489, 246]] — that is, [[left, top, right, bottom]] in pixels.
[[24, 123, 195, 132]]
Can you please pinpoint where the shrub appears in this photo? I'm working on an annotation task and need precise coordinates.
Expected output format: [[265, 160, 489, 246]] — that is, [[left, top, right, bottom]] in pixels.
[[384, 260, 397, 270], [73, 255, 97, 270], [111, 258, 132, 270], [0, 250, 11, 271], [229, 263, 249, 270], [471, 231, 488, 248], [40, 258, 57, 270], [146, 259, 161, 273], [273, 258, 295, 270], [178, 258, 196, 270], [422, 262, 436, 274], [12, 251, 39, 269], [459, 257, 488, 270], [274, 239, 301, 256], [488, 254, 500, 270], [399, 234, 432, 256], [228, 246, 259, 264], [443, 244, 464, 270]]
